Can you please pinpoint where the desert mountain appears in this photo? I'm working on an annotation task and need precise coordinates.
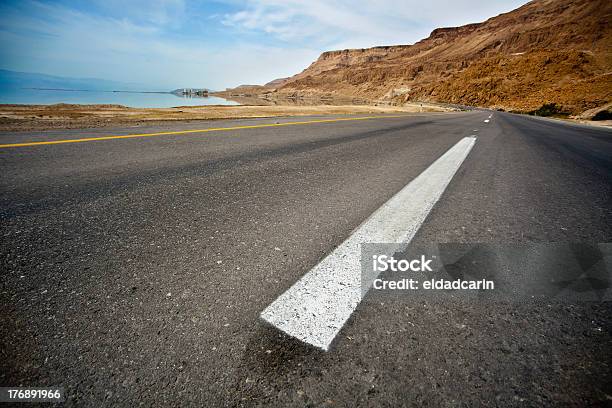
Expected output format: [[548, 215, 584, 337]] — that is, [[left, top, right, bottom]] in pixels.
[[228, 0, 611, 115]]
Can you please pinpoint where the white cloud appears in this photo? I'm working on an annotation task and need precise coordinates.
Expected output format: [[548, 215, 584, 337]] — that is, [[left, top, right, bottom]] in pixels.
[[0, 0, 318, 89], [222, 0, 529, 49]]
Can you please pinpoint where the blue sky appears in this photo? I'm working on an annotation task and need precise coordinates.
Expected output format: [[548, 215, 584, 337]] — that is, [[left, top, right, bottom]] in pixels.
[[0, 0, 527, 90]]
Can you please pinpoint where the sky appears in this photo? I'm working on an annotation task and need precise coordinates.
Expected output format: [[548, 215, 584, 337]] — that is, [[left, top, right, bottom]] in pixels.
[[0, 0, 528, 91]]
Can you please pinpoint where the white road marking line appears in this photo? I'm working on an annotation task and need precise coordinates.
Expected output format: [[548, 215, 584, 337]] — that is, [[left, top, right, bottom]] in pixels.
[[484, 119, 490, 123], [260, 137, 477, 350]]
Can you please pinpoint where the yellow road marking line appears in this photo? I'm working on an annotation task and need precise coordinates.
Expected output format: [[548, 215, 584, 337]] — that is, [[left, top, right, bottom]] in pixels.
[[0, 115, 409, 149]]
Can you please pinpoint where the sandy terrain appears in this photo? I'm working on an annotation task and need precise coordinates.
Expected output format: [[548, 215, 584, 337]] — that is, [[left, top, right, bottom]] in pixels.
[[0, 103, 447, 132]]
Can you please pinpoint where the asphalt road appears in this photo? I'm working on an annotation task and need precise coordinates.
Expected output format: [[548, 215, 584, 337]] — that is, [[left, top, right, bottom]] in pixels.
[[1, 111, 611, 406]]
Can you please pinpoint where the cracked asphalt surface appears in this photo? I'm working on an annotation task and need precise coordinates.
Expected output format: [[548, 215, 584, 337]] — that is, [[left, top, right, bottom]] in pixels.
[[1, 111, 611, 406]]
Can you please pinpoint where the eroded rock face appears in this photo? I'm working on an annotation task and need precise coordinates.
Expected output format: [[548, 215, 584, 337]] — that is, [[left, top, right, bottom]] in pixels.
[[264, 0, 611, 115]]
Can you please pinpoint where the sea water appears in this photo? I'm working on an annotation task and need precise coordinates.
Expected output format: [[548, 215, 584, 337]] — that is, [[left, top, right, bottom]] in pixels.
[[0, 88, 239, 108]]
